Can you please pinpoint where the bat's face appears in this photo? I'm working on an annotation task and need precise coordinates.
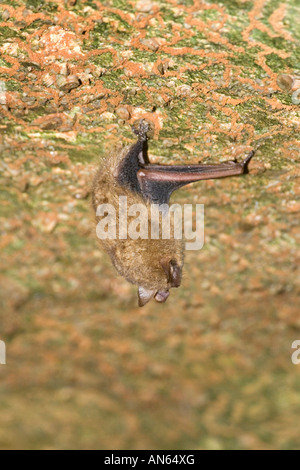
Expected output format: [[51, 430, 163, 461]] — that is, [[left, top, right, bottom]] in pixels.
[[137, 257, 183, 307], [138, 286, 170, 306], [108, 236, 184, 307]]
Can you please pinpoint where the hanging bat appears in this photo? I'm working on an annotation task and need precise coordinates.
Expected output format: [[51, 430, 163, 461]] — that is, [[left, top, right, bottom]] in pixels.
[[92, 119, 254, 307]]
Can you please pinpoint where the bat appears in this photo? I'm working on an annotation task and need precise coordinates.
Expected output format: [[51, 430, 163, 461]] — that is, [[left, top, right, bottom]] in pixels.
[[92, 119, 254, 307]]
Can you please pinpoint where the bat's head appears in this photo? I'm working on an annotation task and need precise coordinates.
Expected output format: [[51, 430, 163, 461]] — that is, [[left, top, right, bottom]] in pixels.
[[137, 258, 182, 307]]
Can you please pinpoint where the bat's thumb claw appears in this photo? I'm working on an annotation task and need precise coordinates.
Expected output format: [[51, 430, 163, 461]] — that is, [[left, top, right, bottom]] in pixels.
[[132, 119, 154, 141], [242, 150, 255, 172]]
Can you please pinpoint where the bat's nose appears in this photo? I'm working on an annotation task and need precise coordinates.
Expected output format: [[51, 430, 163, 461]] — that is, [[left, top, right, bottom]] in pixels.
[[155, 290, 170, 303]]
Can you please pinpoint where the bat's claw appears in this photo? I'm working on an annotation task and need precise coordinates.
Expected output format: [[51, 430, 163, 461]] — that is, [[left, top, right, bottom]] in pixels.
[[242, 150, 255, 172], [132, 119, 154, 142]]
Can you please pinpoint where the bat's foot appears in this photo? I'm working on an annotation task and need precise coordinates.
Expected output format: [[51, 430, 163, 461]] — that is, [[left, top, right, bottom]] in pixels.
[[242, 150, 255, 173], [132, 119, 154, 142]]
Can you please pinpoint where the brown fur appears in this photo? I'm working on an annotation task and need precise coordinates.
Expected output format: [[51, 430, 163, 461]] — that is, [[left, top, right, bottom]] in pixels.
[[92, 146, 184, 292]]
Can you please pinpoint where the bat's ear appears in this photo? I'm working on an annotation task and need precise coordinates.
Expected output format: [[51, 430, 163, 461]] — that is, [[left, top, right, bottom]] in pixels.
[[160, 259, 182, 288], [138, 286, 156, 307]]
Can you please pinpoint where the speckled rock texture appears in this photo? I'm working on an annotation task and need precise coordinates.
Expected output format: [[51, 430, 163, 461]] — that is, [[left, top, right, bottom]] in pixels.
[[0, 0, 299, 450]]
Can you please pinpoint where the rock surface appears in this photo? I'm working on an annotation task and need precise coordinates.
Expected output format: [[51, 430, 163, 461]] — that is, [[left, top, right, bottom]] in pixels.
[[0, 0, 299, 450]]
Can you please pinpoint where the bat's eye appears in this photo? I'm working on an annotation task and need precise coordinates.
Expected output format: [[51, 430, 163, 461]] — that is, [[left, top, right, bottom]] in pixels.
[[155, 290, 170, 303], [160, 258, 182, 288], [169, 261, 182, 288]]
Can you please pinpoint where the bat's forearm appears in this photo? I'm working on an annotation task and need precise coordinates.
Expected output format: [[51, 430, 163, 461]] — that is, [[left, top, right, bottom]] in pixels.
[[139, 151, 254, 184]]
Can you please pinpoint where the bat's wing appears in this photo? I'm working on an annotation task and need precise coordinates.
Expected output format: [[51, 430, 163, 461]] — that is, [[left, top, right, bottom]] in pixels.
[[117, 139, 150, 194], [137, 152, 254, 204], [116, 119, 254, 204]]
